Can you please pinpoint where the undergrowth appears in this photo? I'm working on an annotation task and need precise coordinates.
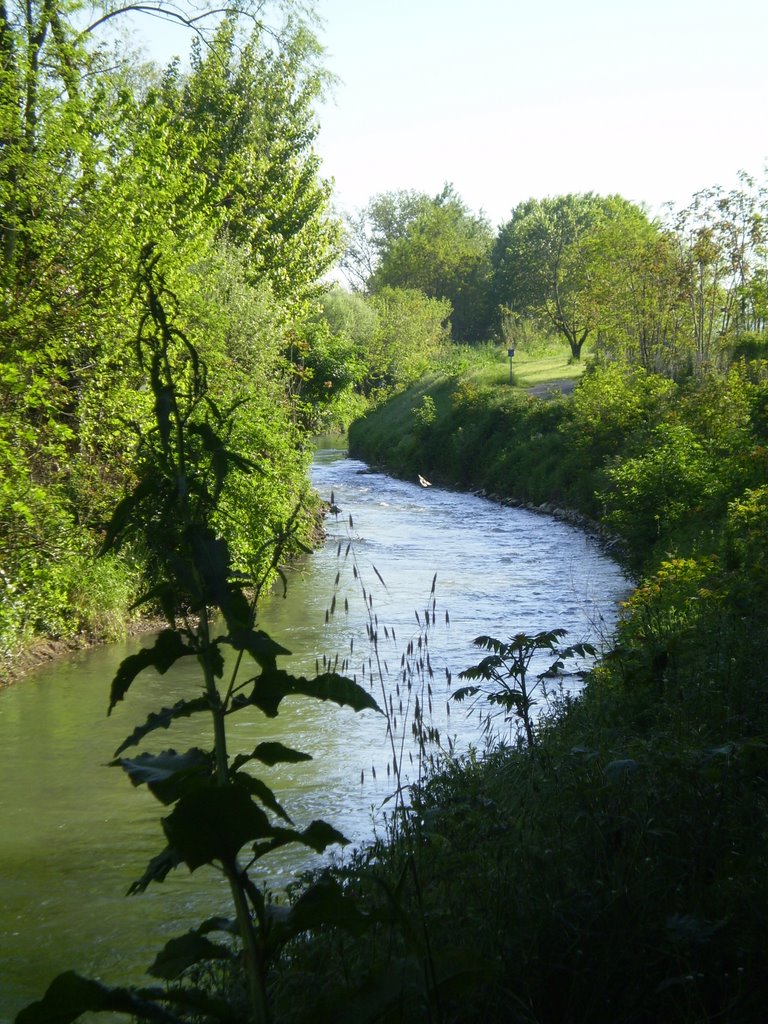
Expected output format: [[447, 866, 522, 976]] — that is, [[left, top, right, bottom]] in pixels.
[[271, 359, 768, 1023]]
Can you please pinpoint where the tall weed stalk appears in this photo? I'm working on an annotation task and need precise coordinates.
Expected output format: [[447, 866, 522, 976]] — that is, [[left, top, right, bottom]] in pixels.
[[17, 246, 383, 1024], [290, 500, 460, 1022]]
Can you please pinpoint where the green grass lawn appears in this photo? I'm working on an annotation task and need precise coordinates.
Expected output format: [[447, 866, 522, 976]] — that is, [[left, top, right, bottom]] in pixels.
[[453, 343, 588, 390], [511, 351, 587, 387]]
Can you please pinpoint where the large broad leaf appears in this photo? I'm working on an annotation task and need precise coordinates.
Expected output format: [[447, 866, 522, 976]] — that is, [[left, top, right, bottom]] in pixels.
[[231, 670, 382, 719], [232, 771, 292, 823], [114, 697, 210, 757], [128, 581, 178, 625], [458, 655, 503, 680], [252, 819, 349, 861], [283, 876, 373, 937], [109, 631, 195, 713], [218, 628, 291, 665], [111, 748, 214, 805], [231, 741, 313, 771], [450, 685, 481, 703], [148, 931, 233, 981], [218, 586, 252, 637], [99, 477, 156, 557], [162, 784, 273, 870], [128, 845, 183, 895], [15, 972, 175, 1024], [187, 525, 231, 609]]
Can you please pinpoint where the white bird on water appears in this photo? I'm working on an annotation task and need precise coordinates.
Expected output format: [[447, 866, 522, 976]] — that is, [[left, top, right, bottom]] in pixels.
[[418, 474, 432, 488]]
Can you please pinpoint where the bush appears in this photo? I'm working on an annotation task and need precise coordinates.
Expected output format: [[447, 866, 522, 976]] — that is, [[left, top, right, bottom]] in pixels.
[[565, 362, 676, 459], [601, 422, 719, 556]]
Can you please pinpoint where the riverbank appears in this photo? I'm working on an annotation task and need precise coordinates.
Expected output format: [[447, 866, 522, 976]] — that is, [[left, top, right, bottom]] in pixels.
[[0, 495, 333, 691], [268, 361, 768, 1023], [0, 613, 165, 689]]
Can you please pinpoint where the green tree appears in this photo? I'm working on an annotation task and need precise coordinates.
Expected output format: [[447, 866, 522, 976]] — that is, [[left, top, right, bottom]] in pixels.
[[669, 176, 768, 372], [371, 185, 494, 342], [588, 214, 687, 372], [368, 286, 451, 389], [0, 0, 344, 659], [340, 188, 432, 291], [177, 16, 340, 308], [492, 193, 647, 360]]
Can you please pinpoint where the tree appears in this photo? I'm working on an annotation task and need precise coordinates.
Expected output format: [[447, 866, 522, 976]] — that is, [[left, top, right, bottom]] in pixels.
[[178, 15, 340, 308], [587, 211, 687, 373], [492, 193, 647, 360], [340, 189, 432, 291], [0, 0, 343, 654], [370, 184, 494, 343], [668, 176, 768, 372], [367, 286, 451, 389]]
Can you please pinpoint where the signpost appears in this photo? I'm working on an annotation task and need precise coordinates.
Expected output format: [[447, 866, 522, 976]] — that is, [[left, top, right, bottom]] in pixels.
[[508, 347, 515, 384]]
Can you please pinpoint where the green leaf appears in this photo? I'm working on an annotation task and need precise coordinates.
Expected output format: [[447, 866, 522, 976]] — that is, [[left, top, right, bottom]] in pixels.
[[231, 741, 313, 770], [162, 784, 273, 870], [253, 819, 349, 861], [451, 685, 480, 703], [111, 748, 214, 805], [99, 477, 156, 556], [232, 771, 292, 823], [109, 631, 195, 714], [15, 972, 175, 1024], [187, 525, 232, 609], [232, 670, 382, 719], [114, 698, 210, 757], [129, 582, 179, 624], [285, 875, 372, 936], [218, 628, 291, 665], [148, 931, 233, 980], [219, 586, 252, 636], [128, 846, 183, 895]]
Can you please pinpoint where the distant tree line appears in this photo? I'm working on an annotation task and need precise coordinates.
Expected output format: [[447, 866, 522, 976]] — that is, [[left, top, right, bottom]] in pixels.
[[338, 177, 768, 371]]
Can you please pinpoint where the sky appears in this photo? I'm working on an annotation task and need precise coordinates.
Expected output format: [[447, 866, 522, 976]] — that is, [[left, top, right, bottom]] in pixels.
[[130, 0, 768, 228]]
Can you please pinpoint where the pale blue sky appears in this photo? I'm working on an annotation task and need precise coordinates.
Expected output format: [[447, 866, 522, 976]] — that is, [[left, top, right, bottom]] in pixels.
[[314, 0, 768, 225], [125, 0, 768, 227]]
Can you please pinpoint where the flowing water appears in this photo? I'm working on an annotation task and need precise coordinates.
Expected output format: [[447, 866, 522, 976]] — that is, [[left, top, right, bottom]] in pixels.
[[0, 450, 630, 1020]]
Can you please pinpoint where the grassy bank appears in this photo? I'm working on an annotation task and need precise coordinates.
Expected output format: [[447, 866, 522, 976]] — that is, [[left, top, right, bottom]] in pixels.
[[267, 356, 768, 1023]]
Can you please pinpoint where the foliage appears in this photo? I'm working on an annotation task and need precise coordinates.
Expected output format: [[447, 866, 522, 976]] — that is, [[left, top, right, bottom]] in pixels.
[[279, 321, 768, 1024], [564, 362, 677, 459], [176, 16, 341, 307], [296, 315, 369, 430], [492, 193, 651, 359], [369, 185, 494, 343], [18, 248, 382, 1024], [367, 287, 452, 390], [340, 189, 433, 292], [347, 175, 768, 374], [454, 630, 596, 748], [0, 0, 339, 666], [589, 219, 686, 373], [668, 175, 768, 371]]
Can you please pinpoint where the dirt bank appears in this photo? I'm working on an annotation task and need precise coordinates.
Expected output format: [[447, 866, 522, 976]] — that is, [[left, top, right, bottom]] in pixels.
[[0, 616, 165, 689]]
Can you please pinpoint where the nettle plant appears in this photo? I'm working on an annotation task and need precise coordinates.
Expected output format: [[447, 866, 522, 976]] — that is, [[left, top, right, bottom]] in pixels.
[[19, 246, 381, 1024]]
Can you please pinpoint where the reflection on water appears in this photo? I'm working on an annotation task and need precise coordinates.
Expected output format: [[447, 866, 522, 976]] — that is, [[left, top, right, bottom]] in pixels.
[[0, 451, 629, 1020]]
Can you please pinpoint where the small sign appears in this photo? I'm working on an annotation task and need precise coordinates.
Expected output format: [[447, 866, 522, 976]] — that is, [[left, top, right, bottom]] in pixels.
[[507, 348, 515, 358]]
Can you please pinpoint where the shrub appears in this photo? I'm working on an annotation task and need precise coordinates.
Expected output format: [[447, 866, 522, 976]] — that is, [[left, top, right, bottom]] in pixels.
[[565, 363, 676, 460]]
